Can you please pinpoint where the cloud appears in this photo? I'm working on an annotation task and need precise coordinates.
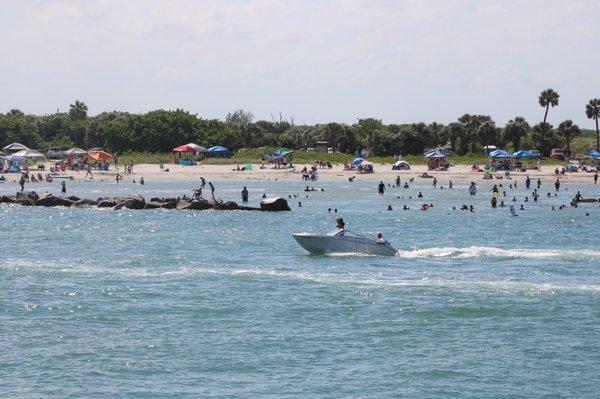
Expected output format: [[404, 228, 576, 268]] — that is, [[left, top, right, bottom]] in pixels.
[[0, 0, 599, 126]]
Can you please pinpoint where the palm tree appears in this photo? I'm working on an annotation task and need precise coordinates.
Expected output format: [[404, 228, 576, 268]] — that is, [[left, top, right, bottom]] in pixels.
[[503, 116, 529, 150], [538, 89, 559, 124], [557, 120, 580, 156], [585, 98, 600, 150], [69, 100, 88, 120]]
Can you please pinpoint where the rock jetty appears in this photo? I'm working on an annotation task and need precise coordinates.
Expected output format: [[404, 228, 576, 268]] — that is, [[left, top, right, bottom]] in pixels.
[[0, 192, 291, 211]]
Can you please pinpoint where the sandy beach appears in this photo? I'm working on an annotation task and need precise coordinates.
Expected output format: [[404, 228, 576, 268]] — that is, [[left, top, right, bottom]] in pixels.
[[30, 162, 599, 185]]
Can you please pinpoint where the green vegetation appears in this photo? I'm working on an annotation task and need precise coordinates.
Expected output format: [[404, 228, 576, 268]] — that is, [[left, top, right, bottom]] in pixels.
[[1, 90, 599, 161]]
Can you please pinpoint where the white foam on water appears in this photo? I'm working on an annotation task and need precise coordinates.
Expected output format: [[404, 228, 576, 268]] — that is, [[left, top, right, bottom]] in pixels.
[[2, 258, 599, 295], [395, 246, 600, 260]]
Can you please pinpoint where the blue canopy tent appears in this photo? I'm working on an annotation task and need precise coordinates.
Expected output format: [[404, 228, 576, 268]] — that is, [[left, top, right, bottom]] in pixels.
[[512, 150, 536, 159], [206, 146, 229, 158], [425, 150, 449, 170], [489, 149, 511, 159], [587, 150, 600, 158], [351, 157, 364, 166], [425, 150, 447, 159]]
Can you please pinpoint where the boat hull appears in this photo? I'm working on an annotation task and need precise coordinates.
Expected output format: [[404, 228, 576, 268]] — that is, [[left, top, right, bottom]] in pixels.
[[293, 233, 397, 256]]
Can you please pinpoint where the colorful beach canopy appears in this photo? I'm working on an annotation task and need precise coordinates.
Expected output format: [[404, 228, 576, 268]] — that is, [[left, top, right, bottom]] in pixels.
[[587, 150, 600, 158], [64, 147, 88, 155], [7, 155, 26, 163], [273, 148, 294, 157], [186, 143, 207, 152], [207, 146, 229, 154], [88, 150, 113, 162], [512, 150, 536, 159], [3, 142, 29, 152], [173, 144, 198, 153], [425, 150, 447, 159], [351, 157, 364, 166], [489, 149, 511, 159], [12, 149, 46, 159]]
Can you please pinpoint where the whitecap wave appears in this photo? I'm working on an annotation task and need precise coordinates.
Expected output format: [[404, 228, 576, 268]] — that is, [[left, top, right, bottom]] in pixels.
[[395, 246, 600, 260]]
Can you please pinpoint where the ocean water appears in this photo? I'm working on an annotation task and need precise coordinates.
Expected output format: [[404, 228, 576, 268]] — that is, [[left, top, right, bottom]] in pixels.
[[1, 176, 599, 398]]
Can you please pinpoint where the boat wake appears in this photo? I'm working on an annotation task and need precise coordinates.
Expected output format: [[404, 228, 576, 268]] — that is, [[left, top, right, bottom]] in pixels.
[[395, 246, 600, 260]]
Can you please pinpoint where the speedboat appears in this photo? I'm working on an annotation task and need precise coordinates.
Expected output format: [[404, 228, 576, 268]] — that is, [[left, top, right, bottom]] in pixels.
[[293, 230, 398, 256]]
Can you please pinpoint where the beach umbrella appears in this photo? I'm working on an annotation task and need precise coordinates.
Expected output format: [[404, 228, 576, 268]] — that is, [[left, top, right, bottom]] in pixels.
[[274, 148, 294, 157], [351, 157, 364, 166], [392, 160, 411, 170], [88, 150, 113, 162], [185, 143, 207, 152], [489, 149, 511, 159], [12, 149, 46, 159], [64, 147, 88, 155], [7, 155, 26, 163], [512, 150, 535, 158], [173, 144, 198, 153], [3, 143, 29, 153], [425, 150, 447, 159], [587, 150, 600, 158], [207, 145, 229, 153]]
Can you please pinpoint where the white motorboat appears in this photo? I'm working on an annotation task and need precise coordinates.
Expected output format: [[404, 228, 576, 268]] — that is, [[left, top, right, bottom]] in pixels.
[[293, 230, 398, 256]]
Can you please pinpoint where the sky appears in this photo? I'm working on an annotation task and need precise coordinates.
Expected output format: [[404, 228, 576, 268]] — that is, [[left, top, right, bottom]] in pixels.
[[1, 0, 599, 127]]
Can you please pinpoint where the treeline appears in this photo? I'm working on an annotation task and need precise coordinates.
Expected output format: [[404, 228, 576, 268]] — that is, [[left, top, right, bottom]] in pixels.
[[1, 91, 598, 156]]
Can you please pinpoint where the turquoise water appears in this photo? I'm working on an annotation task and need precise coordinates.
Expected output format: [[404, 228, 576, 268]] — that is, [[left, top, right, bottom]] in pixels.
[[1, 177, 599, 398]]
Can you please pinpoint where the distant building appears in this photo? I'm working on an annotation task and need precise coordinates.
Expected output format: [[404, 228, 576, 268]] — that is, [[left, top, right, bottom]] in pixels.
[[315, 141, 329, 153]]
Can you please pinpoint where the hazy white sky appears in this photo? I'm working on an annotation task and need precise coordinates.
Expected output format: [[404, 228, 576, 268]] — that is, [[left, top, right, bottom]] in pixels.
[[1, 0, 599, 127]]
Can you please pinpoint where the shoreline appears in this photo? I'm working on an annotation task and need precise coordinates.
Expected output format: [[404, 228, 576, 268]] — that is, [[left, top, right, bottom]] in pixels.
[[10, 162, 598, 185]]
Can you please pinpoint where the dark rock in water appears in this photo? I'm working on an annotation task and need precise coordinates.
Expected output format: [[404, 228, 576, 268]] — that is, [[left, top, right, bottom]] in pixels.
[[206, 197, 222, 206], [5, 192, 291, 213], [0, 195, 16, 204], [15, 191, 39, 206], [36, 194, 74, 207], [215, 201, 240, 210], [189, 199, 212, 210], [144, 202, 162, 209], [15, 191, 38, 206], [237, 205, 262, 211], [114, 195, 146, 210], [176, 199, 212, 210], [159, 199, 178, 209], [260, 197, 291, 211], [176, 200, 191, 210], [97, 198, 118, 208], [73, 199, 98, 208]]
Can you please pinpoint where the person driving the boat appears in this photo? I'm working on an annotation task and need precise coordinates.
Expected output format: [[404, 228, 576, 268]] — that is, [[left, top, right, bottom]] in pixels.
[[376, 232, 387, 244], [333, 218, 345, 236]]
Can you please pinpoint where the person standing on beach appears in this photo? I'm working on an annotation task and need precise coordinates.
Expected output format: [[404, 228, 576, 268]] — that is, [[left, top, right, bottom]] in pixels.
[[61, 181, 66, 195], [378, 181, 385, 194], [594, 172, 598, 185], [241, 186, 249, 203], [85, 164, 93, 179], [18, 174, 25, 192]]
